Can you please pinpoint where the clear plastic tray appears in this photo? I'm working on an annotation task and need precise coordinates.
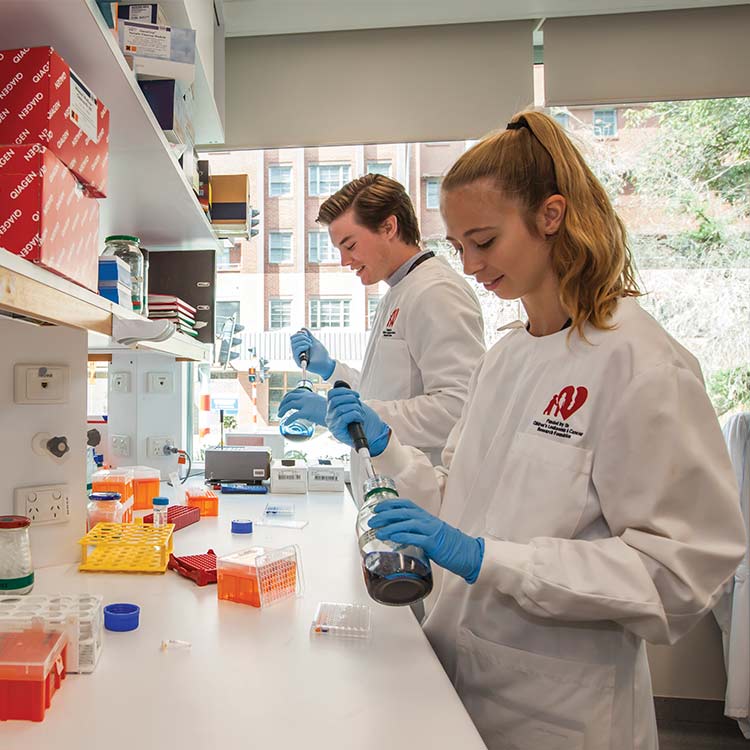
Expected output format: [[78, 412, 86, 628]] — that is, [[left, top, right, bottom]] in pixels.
[[311, 602, 371, 638]]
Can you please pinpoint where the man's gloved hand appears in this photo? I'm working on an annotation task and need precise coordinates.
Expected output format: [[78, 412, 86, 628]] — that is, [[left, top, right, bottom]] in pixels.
[[368, 499, 485, 583], [326, 386, 390, 457], [278, 388, 327, 427], [290, 328, 335, 379]]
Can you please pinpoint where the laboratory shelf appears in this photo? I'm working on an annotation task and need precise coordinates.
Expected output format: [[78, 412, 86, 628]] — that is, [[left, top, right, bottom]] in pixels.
[[0, 248, 210, 362], [0, 0, 222, 253]]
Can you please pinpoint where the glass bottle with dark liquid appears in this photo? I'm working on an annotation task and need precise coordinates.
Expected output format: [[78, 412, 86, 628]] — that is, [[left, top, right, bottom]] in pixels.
[[357, 475, 433, 606], [279, 378, 316, 442]]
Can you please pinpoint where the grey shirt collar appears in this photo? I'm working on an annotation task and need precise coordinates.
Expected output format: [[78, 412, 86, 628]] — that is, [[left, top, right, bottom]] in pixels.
[[385, 248, 432, 287]]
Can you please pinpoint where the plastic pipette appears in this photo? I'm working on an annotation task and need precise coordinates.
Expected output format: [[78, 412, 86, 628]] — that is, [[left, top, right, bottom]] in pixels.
[[334, 380, 375, 480]]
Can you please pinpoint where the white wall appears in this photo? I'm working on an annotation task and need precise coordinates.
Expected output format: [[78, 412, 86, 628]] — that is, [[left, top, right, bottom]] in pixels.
[[107, 351, 187, 477], [0, 318, 87, 567]]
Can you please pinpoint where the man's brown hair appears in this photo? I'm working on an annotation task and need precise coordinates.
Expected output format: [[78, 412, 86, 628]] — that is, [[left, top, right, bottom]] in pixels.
[[317, 174, 421, 246]]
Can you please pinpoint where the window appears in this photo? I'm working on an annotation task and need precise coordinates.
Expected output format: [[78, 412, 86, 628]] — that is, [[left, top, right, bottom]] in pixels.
[[308, 231, 338, 263], [308, 163, 351, 196], [269, 298, 292, 330], [268, 232, 293, 264], [593, 109, 618, 138], [367, 295, 381, 328], [268, 165, 292, 197], [426, 178, 441, 209], [216, 301, 241, 331], [553, 111, 570, 129], [216, 242, 241, 270], [309, 298, 351, 328], [367, 161, 392, 177]]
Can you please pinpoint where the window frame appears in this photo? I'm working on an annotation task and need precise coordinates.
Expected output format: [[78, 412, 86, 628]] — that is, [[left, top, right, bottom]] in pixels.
[[308, 230, 338, 264], [309, 297, 351, 329], [593, 108, 618, 138], [268, 164, 293, 197], [308, 163, 352, 196], [268, 298, 292, 330], [268, 231, 294, 265], [425, 178, 441, 209], [366, 161, 392, 177]]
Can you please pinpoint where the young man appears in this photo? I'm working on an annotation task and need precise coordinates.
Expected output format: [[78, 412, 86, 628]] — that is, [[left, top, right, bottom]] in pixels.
[[278, 173, 485, 504]]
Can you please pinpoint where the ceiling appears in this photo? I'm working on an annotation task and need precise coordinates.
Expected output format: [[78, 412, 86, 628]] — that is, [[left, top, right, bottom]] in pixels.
[[222, 0, 746, 37]]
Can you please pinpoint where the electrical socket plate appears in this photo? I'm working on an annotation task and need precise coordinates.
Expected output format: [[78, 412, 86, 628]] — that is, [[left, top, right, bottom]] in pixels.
[[147, 436, 173, 459], [111, 372, 131, 393], [147, 372, 173, 394], [111, 434, 131, 458], [14, 484, 71, 526], [14, 364, 70, 404]]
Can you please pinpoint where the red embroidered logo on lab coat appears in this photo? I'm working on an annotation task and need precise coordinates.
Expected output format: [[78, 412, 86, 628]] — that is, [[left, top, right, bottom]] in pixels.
[[382, 308, 400, 338], [543, 385, 588, 420]]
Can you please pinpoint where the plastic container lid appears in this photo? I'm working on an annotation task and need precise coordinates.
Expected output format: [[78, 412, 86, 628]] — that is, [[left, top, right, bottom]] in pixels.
[[152, 497, 169, 506], [231, 519, 254, 534], [88, 492, 122, 502], [0, 515, 30, 529], [103, 603, 140, 632], [105, 235, 141, 244]]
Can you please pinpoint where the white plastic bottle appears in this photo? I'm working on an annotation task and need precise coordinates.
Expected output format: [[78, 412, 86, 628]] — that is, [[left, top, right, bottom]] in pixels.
[[152, 496, 169, 527]]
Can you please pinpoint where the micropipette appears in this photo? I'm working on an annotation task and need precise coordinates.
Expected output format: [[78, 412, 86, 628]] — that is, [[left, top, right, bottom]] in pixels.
[[334, 380, 375, 480]]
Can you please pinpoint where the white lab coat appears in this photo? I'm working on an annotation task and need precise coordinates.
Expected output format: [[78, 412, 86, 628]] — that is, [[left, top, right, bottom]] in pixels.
[[714, 413, 750, 737], [373, 297, 745, 750], [329, 255, 485, 505]]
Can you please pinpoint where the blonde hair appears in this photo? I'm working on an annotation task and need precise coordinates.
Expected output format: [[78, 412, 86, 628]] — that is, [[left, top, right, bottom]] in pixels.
[[442, 110, 640, 336]]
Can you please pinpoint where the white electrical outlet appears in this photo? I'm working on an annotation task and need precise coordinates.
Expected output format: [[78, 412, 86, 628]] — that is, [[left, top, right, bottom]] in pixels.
[[147, 372, 173, 394], [14, 484, 71, 526], [111, 372, 131, 393], [111, 434, 131, 458], [147, 436, 174, 459], [14, 364, 70, 404]]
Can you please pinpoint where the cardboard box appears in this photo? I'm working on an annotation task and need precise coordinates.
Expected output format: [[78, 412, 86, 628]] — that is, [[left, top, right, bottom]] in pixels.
[[307, 462, 345, 492], [98, 255, 131, 287], [270, 459, 308, 494], [119, 20, 196, 85], [0, 144, 99, 291], [138, 78, 194, 145], [0, 47, 110, 197], [98, 282, 133, 308], [118, 3, 168, 25], [210, 173, 248, 230], [197, 159, 210, 216]]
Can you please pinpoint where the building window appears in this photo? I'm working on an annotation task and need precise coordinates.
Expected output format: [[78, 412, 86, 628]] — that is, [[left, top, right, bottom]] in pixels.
[[426, 178, 441, 209], [367, 295, 381, 328], [268, 371, 328, 423], [269, 299, 292, 330], [216, 242, 241, 270], [268, 165, 292, 197], [268, 231, 293, 264], [308, 231, 338, 264], [553, 111, 570, 129], [593, 109, 618, 138], [309, 298, 351, 328], [367, 161, 392, 177], [308, 163, 351, 196], [216, 301, 241, 331]]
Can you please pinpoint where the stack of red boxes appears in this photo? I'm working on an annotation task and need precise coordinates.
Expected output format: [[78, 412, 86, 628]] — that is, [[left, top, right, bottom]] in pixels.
[[0, 47, 110, 291]]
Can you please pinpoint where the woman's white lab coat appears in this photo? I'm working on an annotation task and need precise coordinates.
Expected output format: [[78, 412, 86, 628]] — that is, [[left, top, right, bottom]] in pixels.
[[373, 297, 745, 750], [330, 255, 485, 504]]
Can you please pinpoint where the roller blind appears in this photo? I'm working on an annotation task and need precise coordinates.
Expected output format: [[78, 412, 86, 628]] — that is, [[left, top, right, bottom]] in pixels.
[[544, 5, 750, 106], [222, 21, 535, 149]]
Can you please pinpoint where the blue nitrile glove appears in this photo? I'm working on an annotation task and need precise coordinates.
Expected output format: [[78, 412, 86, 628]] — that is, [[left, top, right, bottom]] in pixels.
[[326, 386, 390, 457], [278, 388, 328, 427], [290, 328, 335, 379], [368, 500, 485, 583]]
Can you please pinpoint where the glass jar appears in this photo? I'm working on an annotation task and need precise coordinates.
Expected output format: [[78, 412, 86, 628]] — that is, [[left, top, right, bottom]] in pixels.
[[279, 378, 316, 442], [0, 516, 34, 595], [86, 492, 124, 531], [356, 476, 433, 606], [102, 235, 145, 314]]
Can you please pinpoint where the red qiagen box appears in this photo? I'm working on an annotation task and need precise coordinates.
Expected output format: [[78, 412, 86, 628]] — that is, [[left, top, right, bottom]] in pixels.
[[0, 46, 109, 197], [0, 144, 99, 291]]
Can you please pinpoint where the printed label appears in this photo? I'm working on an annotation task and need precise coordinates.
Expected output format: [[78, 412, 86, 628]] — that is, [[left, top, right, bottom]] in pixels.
[[312, 473, 339, 482], [253, 468, 265, 478], [69, 71, 98, 143], [278, 471, 302, 481], [122, 23, 172, 59], [127, 5, 156, 22]]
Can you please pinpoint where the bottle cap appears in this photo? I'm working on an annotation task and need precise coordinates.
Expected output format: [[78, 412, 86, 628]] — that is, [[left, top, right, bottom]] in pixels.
[[89, 492, 122, 502], [104, 603, 140, 632], [231, 519, 254, 534], [153, 497, 169, 506]]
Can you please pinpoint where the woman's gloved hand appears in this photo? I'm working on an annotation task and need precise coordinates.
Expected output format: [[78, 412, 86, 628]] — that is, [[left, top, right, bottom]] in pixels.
[[290, 328, 335, 379], [278, 388, 327, 426], [326, 386, 390, 456], [368, 499, 485, 583]]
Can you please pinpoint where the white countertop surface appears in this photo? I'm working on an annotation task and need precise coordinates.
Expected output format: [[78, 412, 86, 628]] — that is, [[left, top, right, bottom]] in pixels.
[[2, 483, 487, 749]]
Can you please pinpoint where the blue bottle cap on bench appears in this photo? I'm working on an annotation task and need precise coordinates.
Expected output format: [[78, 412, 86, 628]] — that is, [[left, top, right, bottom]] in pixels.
[[231, 519, 253, 534], [104, 603, 140, 632]]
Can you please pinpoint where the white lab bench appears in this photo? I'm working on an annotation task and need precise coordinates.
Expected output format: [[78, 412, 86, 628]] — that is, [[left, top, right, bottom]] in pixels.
[[2, 483, 487, 749]]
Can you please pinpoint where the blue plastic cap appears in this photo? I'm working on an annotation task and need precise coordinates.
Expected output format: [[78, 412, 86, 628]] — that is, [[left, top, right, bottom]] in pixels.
[[104, 603, 140, 632], [231, 519, 253, 534], [152, 497, 169, 506], [89, 492, 121, 502]]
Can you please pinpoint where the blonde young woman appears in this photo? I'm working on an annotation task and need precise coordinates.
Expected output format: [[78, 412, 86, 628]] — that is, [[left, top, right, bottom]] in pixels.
[[325, 111, 746, 749]]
